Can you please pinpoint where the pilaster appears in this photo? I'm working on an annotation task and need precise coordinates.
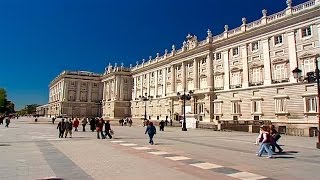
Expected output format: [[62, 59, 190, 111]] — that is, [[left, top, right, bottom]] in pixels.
[[146, 73, 150, 95], [140, 75, 143, 97], [119, 77, 123, 100], [182, 62, 186, 90], [287, 31, 298, 83], [133, 77, 137, 100], [223, 50, 230, 90], [262, 38, 272, 85], [193, 58, 199, 90], [103, 81, 106, 100], [171, 65, 175, 93], [155, 71, 158, 97], [207, 54, 214, 89], [63, 80, 68, 101], [163, 68, 166, 97], [241, 45, 249, 88], [87, 82, 92, 102], [76, 81, 80, 101]]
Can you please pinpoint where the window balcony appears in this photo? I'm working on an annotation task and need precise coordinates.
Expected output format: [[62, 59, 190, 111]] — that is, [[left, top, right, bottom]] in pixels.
[[272, 78, 289, 84], [214, 87, 224, 91], [249, 81, 264, 86], [229, 84, 242, 89]]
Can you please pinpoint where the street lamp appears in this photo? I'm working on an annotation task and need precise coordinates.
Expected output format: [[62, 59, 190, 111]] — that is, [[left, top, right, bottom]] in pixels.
[[177, 89, 193, 131], [292, 55, 320, 149], [96, 100, 103, 117], [139, 93, 152, 121]]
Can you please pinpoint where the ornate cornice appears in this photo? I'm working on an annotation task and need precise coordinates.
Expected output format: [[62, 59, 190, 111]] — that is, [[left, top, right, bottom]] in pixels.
[[271, 58, 289, 64]]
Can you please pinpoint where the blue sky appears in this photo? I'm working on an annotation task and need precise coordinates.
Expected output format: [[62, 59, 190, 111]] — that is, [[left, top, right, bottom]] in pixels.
[[0, 0, 307, 110]]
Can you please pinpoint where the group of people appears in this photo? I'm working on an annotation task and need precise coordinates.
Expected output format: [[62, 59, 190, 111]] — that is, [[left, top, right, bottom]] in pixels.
[[56, 117, 113, 139], [255, 124, 283, 158], [119, 117, 133, 127], [0, 115, 11, 128]]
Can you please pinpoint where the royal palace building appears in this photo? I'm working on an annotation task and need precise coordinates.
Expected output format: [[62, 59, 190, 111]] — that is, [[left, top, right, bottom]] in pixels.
[[48, 71, 103, 118], [49, 0, 320, 131]]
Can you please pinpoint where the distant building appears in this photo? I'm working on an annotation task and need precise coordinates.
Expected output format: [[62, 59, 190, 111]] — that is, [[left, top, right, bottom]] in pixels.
[[48, 71, 103, 118], [36, 104, 49, 117]]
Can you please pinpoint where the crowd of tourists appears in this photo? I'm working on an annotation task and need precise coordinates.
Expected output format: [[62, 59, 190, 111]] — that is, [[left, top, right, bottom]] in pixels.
[[255, 124, 283, 158], [56, 117, 113, 139]]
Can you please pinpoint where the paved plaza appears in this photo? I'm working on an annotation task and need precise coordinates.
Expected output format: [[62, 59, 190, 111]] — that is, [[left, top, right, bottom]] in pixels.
[[0, 117, 320, 180]]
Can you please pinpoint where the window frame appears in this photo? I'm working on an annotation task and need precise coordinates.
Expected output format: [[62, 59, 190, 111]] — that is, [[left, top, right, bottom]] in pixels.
[[251, 41, 259, 52], [232, 47, 239, 56], [274, 35, 283, 46], [301, 26, 312, 38]]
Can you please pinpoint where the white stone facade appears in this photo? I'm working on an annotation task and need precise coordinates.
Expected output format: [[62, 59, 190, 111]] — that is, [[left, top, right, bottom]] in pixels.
[[48, 0, 320, 130], [48, 71, 103, 118]]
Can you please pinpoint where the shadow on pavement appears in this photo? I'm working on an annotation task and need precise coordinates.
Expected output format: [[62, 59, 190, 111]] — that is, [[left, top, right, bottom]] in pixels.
[[274, 156, 295, 159]]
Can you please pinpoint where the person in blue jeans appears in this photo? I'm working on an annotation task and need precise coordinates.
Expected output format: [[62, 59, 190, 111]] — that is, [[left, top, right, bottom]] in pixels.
[[145, 122, 156, 145], [257, 126, 274, 158]]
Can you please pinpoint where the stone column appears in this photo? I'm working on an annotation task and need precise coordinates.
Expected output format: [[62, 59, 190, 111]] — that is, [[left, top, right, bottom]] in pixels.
[[241, 45, 249, 88], [119, 77, 123, 100], [223, 50, 230, 90], [287, 31, 298, 83], [182, 62, 186, 90], [163, 68, 166, 97], [63, 80, 68, 101], [146, 73, 150, 96], [133, 77, 137, 100], [171, 65, 175, 93], [193, 58, 199, 90], [102, 81, 106, 100], [140, 75, 143, 96], [87, 82, 92, 102], [155, 71, 158, 97], [76, 81, 81, 101], [114, 78, 117, 100], [109, 81, 112, 100], [262, 38, 272, 85], [207, 54, 214, 89]]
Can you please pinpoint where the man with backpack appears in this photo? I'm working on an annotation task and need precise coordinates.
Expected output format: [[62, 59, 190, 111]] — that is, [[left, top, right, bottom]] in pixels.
[[57, 119, 66, 138]]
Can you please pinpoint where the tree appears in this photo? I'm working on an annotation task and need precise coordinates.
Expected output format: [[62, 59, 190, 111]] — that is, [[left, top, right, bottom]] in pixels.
[[0, 88, 7, 113]]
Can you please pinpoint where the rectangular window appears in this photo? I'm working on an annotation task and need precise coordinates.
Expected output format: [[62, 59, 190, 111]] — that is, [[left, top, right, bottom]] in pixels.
[[232, 47, 239, 56], [302, 26, 312, 37], [274, 35, 283, 45], [231, 101, 241, 114], [251, 100, 261, 113], [305, 96, 317, 113], [275, 98, 287, 113], [198, 103, 204, 114], [159, 70, 162, 75], [167, 68, 171, 73], [214, 75, 223, 88], [274, 64, 287, 81], [252, 68, 261, 83], [201, 58, 206, 64], [93, 83, 98, 87], [214, 102, 222, 114], [304, 58, 315, 75], [216, 53, 222, 60], [231, 72, 241, 85], [251, 41, 259, 51]]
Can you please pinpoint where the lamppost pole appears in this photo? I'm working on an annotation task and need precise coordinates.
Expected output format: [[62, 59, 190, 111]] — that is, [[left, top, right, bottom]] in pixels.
[[177, 89, 193, 131], [140, 93, 152, 121], [315, 59, 320, 149]]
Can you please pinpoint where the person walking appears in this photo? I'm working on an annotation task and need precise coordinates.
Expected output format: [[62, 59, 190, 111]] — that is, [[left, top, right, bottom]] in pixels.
[[0, 115, 4, 125], [145, 122, 156, 145], [52, 117, 56, 124], [5, 116, 10, 128], [65, 119, 73, 138], [82, 118, 87, 132], [270, 125, 283, 153], [90, 118, 96, 132], [57, 119, 66, 138], [96, 119, 105, 139], [256, 126, 274, 158], [104, 120, 113, 139], [73, 118, 79, 131], [159, 120, 165, 131]]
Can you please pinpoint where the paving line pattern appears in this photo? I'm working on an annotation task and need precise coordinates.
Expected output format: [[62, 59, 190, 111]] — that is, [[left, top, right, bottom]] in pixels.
[[109, 140, 268, 180]]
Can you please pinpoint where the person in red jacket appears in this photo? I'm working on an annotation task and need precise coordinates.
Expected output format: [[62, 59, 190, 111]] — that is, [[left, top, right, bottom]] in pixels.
[[73, 118, 79, 131]]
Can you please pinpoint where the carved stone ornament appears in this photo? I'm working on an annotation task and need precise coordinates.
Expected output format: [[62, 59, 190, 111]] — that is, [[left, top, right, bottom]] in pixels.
[[262, 9, 267, 17], [185, 34, 198, 50], [207, 29, 212, 37], [230, 67, 243, 72], [299, 53, 316, 59], [214, 71, 225, 76], [271, 58, 289, 64], [250, 63, 264, 68]]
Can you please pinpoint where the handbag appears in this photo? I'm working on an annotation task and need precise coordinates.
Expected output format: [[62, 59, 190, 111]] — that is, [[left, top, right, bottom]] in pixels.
[[96, 127, 100, 132], [110, 129, 114, 135]]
